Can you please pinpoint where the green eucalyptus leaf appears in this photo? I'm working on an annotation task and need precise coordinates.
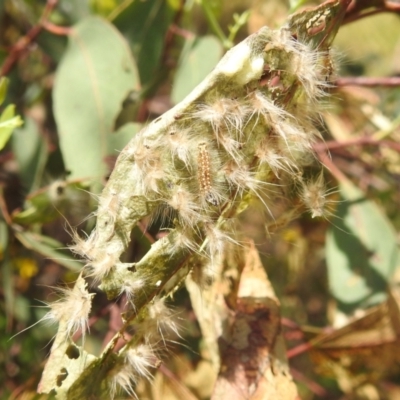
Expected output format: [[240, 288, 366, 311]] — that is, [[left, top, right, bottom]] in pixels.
[[172, 35, 223, 104], [112, 0, 175, 86], [54, 16, 140, 179], [12, 183, 58, 225], [15, 231, 82, 272], [108, 122, 141, 154], [13, 296, 30, 324], [12, 117, 47, 193], [58, 0, 91, 23], [326, 181, 400, 312], [12, 180, 92, 225]]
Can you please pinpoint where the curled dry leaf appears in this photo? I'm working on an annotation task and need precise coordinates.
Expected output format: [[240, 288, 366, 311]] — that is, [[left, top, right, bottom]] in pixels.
[[188, 241, 298, 400], [308, 288, 400, 395]]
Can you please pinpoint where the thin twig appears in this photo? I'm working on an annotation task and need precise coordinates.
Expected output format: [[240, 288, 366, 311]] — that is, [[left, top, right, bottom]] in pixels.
[[316, 150, 350, 183], [162, 0, 187, 67], [0, 0, 59, 76], [0, 186, 12, 225], [168, 24, 195, 40], [313, 137, 400, 152], [318, 0, 352, 49], [107, 0, 134, 22], [42, 21, 72, 36], [336, 76, 400, 87], [343, 1, 400, 24], [99, 248, 193, 361], [199, 0, 232, 49], [287, 341, 314, 359], [159, 363, 199, 400], [137, 220, 156, 244], [290, 368, 329, 397]]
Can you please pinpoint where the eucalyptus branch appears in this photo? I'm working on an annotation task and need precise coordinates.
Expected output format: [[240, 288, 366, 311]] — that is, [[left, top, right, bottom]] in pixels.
[[37, 1, 349, 398], [0, 0, 58, 76]]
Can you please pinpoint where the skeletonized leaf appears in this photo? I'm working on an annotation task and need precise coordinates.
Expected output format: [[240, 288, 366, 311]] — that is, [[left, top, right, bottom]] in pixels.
[[38, 275, 97, 396], [38, 1, 349, 396], [188, 241, 297, 400]]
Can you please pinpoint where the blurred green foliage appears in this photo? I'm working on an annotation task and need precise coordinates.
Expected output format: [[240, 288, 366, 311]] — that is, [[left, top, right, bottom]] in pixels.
[[0, 77, 22, 150], [1, 0, 400, 399]]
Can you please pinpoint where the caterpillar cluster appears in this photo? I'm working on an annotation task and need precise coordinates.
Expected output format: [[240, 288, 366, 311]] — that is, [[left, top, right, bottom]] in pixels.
[[117, 28, 332, 260], [44, 25, 336, 398]]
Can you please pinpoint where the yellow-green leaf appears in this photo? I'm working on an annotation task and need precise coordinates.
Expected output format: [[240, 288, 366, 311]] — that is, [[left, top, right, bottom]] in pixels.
[[0, 104, 23, 150], [0, 76, 9, 106]]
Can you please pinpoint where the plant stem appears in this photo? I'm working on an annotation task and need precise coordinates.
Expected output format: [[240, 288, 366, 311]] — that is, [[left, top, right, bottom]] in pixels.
[[200, 0, 232, 49]]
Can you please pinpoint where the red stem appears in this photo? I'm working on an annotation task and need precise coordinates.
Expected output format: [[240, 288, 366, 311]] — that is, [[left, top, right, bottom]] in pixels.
[[1, 0, 61, 76], [287, 341, 314, 359], [316, 150, 350, 183], [42, 21, 72, 36], [313, 137, 400, 152], [343, 0, 400, 24], [290, 368, 329, 397], [336, 76, 400, 87]]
